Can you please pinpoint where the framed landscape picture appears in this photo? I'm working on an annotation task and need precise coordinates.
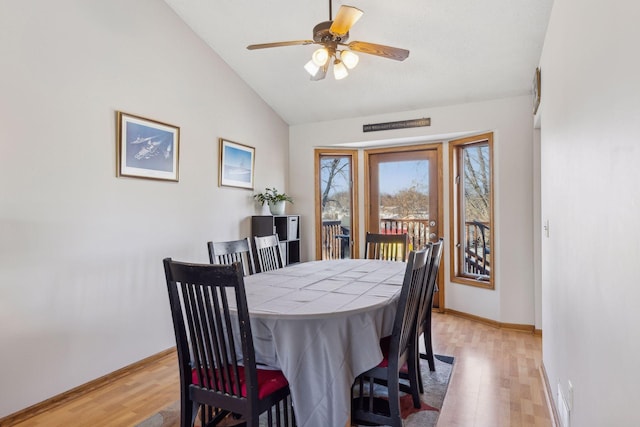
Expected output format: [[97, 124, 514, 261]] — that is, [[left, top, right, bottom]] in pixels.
[[116, 111, 180, 181], [219, 138, 255, 190]]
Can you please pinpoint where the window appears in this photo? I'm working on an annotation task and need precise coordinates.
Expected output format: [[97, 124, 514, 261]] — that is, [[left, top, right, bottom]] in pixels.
[[314, 150, 358, 260], [449, 133, 494, 288]]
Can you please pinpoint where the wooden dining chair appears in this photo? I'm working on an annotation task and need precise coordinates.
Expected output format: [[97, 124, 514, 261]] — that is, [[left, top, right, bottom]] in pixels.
[[351, 248, 429, 427], [417, 238, 444, 373], [208, 237, 256, 276], [163, 259, 295, 427], [254, 235, 285, 272], [363, 232, 409, 261], [399, 238, 444, 397]]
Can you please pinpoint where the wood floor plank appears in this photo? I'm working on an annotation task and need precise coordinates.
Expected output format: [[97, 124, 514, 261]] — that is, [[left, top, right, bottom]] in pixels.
[[434, 313, 552, 427], [7, 312, 552, 426]]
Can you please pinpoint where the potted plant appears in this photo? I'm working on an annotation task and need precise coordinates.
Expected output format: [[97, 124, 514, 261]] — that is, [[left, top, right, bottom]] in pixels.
[[253, 187, 293, 215]]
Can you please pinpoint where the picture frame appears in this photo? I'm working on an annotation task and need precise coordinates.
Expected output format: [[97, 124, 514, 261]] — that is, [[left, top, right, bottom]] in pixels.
[[116, 111, 180, 181], [219, 138, 255, 190], [533, 67, 541, 115]]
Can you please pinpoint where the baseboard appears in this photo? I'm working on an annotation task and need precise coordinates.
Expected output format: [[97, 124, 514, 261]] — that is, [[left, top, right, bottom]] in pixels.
[[444, 308, 537, 334], [540, 361, 561, 427], [0, 347, 176, 426]]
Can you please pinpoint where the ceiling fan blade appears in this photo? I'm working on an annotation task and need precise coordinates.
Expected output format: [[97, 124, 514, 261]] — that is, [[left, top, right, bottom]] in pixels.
[[347, 41, 410, 61], [310, 63, 328, 81], [329, 5, 364, 36], [247, 40, 314, 50]]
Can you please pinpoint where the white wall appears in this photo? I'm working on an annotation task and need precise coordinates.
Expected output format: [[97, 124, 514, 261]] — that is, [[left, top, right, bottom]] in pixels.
[[289, 96, 536, 326], [0, 0, 288, 417], [539, 0, 640, 425]]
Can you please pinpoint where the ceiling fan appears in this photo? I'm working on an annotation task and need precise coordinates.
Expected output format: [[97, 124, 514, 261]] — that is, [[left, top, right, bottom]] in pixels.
[[246, 1, 410, 81]]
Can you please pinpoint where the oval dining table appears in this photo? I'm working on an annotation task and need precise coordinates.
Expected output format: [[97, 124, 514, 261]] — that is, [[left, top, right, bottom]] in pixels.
[[229, 258, 407, 427]]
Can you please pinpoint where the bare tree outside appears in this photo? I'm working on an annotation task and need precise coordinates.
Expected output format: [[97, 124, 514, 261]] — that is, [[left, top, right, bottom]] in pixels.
[[378, 160, 429, 220], [460, 142, 491, 278], [380, 182, 430, 219], [463, 144, 490, 223], [320, 157, 351, 220], [319, 155, 353, 259]]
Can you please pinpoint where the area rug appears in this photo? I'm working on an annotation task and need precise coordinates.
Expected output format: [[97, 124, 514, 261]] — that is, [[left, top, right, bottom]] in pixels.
[[136, 355, 454, 427]]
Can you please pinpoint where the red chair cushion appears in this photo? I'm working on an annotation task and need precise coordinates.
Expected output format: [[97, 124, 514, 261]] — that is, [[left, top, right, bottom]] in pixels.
[[377, 336, 409, 373], [378, 335, 392, 368], [191, 366, 288, 399]]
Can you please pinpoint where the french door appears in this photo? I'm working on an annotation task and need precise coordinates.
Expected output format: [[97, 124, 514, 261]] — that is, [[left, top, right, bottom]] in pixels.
[[365, 144, 443, 308]]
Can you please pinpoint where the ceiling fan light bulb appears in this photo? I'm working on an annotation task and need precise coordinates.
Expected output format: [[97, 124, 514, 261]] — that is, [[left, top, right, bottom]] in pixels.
[[333, 61, 349, 80], [304, 60, 320, 76], [340, 50, 359, 69], [312, 48, 330, 66]]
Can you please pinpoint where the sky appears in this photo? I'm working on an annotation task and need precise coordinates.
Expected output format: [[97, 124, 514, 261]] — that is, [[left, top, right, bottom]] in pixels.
[[379, 160, 429, 194], [322, 158, 430, 195]]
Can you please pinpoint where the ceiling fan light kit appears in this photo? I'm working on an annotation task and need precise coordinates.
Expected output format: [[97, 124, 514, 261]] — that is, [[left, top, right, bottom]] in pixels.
[[304, 60, 320, 76], [305, 48, 359, 79], [333, 60, 349, 80], [247, 2, 409, 81], [340, 50, 359, 69], [312, 48, 330, 66]]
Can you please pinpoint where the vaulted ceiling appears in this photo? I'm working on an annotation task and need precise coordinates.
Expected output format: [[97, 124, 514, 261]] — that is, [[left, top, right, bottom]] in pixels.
[[164, 0, 553, 125]]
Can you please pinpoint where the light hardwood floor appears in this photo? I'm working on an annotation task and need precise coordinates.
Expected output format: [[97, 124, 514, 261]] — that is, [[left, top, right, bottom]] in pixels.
[[9, 313, 552, 427]]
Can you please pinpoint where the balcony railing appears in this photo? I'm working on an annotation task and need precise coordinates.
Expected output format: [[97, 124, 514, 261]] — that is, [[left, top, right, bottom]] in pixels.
[[321, 218, 431, 260], [322, 218, 490, 279], [321, 220, 350, 260], [379, 218, 430, 251], [464, 221, 490, 277]]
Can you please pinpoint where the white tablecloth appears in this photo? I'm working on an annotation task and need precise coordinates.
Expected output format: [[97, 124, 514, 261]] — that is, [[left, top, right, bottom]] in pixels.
[[237, 259, 407, 427]]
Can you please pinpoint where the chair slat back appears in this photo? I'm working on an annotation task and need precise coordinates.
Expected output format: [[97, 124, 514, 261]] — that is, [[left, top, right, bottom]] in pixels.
[[364, 232, 409, 261], [416, 238, 444, 331], [254, 235, 285, 272], [163, 259, 259, 404], [208, 238, 256, 276], [387, 247, 429, 370]]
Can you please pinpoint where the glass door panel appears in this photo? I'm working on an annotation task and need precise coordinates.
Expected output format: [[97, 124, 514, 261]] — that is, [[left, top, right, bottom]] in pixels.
[[315, 150, 358, 260], [368, 150, 438, 250]]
